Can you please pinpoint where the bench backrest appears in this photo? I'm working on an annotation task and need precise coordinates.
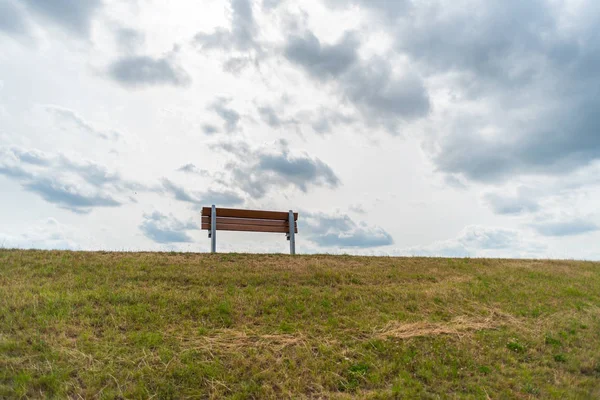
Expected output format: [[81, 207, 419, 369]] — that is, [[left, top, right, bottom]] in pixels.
[[201, 207, 298, 233], [201, 206, 298, 254]]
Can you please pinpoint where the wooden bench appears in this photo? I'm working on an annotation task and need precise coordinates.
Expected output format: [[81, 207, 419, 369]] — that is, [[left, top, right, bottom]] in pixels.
[[201, 205, 299, 254]]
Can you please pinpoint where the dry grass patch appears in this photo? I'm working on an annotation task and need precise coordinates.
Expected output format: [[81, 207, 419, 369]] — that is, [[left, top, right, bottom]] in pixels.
[[175, 330, 308, 353], [375, 316, 500, 340]]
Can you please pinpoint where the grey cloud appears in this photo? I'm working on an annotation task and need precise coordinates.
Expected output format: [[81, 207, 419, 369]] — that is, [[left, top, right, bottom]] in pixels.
[[211, 140, 251, 158], [194, 0, 265, 74], [3, 145, 240, 214], [258, 106, 284, 128], [324, 0, 411, 20], [444, 174, 467, 189], [262, 0, 283, 10], [395, 0, 553, 86], [0, 163, 33, 180], [257, 105, 300, 129], [195, 0, 257, 52], [44, 105, 121, 141], [161, 178, 244, 207], [200, 189, 244, 207], [195, 29, 232, 50], [319, 0, 600, 180], [140, 211, 198, 244], [9, 147, 52, 166], [230, 0, 256, 49], [400, 225, 546, 258], [0, 146, 149, 213], [484, 189, 541, 215], [434, 108, 600, 182], [0, 146, 45, 179], [317, 230, 393, 248], [60, 157, 121, 187], [222, 56, 255, 74], [61, 157, 154, 194], [255, 99, 350, 134], [177, 164, 209, 176], [108, 54, 191, 88], [388, 0, 600, 181], [284, 31, 359, 80], [349, 204, 366, 214], [208, 98, 241, 133], [303, 212, 393, 248], [22, 0, 102, 37], [161, 178, 200, 204], [0, 0, 29, 36], [257, 152, 339, 191], [228, 168, 268, 198], [342, 59, 430, 129], [479, 165, 600, 218], [270, 105, 353, 135], [310, 116, 332, 135], [214, 140, 340, 198], [203, 124, 219, 135], [530, 219, 599, 237], [284, 29, 430, 132], [309, 108, 354, 135], [115, 27, 145, 53], [23, 178, 121, 213]]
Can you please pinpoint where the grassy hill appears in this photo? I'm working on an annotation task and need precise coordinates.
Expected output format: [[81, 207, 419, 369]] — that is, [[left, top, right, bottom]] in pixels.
[[1, 250, 599, 399]]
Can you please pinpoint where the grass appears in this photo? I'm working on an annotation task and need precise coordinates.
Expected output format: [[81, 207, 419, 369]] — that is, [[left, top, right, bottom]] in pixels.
[[1, 250, 599, 399]]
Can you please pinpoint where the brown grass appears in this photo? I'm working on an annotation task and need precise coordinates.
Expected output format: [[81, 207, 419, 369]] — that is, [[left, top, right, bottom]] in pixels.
[[375, 316, 498, 339]]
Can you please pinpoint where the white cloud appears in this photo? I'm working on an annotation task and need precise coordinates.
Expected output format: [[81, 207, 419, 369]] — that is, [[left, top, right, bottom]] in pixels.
[[0, 0, 599, 259], [139, 211, 199, 244], [0, 218, 81, 250], [396, 225, 546, 259], [0, 146, 152, 213], [302, 211, 393, 248]]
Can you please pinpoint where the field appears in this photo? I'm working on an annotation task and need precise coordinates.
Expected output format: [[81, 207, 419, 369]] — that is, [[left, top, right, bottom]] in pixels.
[[1, 250, 599, 399]]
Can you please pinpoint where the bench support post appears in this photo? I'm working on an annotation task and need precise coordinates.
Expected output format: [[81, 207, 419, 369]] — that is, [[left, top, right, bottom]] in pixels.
[[288, 210, 296, 255], [210, 204, 216, 253]]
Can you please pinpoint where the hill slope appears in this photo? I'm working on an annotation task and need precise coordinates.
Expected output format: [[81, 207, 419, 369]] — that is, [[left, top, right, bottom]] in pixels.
[[1, 250, 599, 398]]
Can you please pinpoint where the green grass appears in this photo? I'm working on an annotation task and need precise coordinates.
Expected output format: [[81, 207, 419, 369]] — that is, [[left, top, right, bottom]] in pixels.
[[1, 250, 599, 399]]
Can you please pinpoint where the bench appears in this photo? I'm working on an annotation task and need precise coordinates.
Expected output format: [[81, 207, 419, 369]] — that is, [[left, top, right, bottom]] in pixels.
[[201, 205, 299, 254]]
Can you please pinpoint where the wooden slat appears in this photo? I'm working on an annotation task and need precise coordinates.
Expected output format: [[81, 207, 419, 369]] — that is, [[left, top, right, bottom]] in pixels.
[[202, 207, 298, 221], [201, 222, 298, 233], [201, 216, 291, 227]]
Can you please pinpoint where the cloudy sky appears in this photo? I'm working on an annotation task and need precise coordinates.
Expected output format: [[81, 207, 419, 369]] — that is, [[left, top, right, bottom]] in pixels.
[[1, 0, 600, 258]]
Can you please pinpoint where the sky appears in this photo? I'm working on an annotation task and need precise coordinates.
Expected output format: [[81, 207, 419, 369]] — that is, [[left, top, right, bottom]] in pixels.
[[1, 0, 600, 258]]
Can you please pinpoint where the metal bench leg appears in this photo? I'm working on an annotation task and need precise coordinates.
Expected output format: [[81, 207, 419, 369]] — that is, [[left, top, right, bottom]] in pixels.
[[211, 204, 217, 253], [288, 210, 295, 255]]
